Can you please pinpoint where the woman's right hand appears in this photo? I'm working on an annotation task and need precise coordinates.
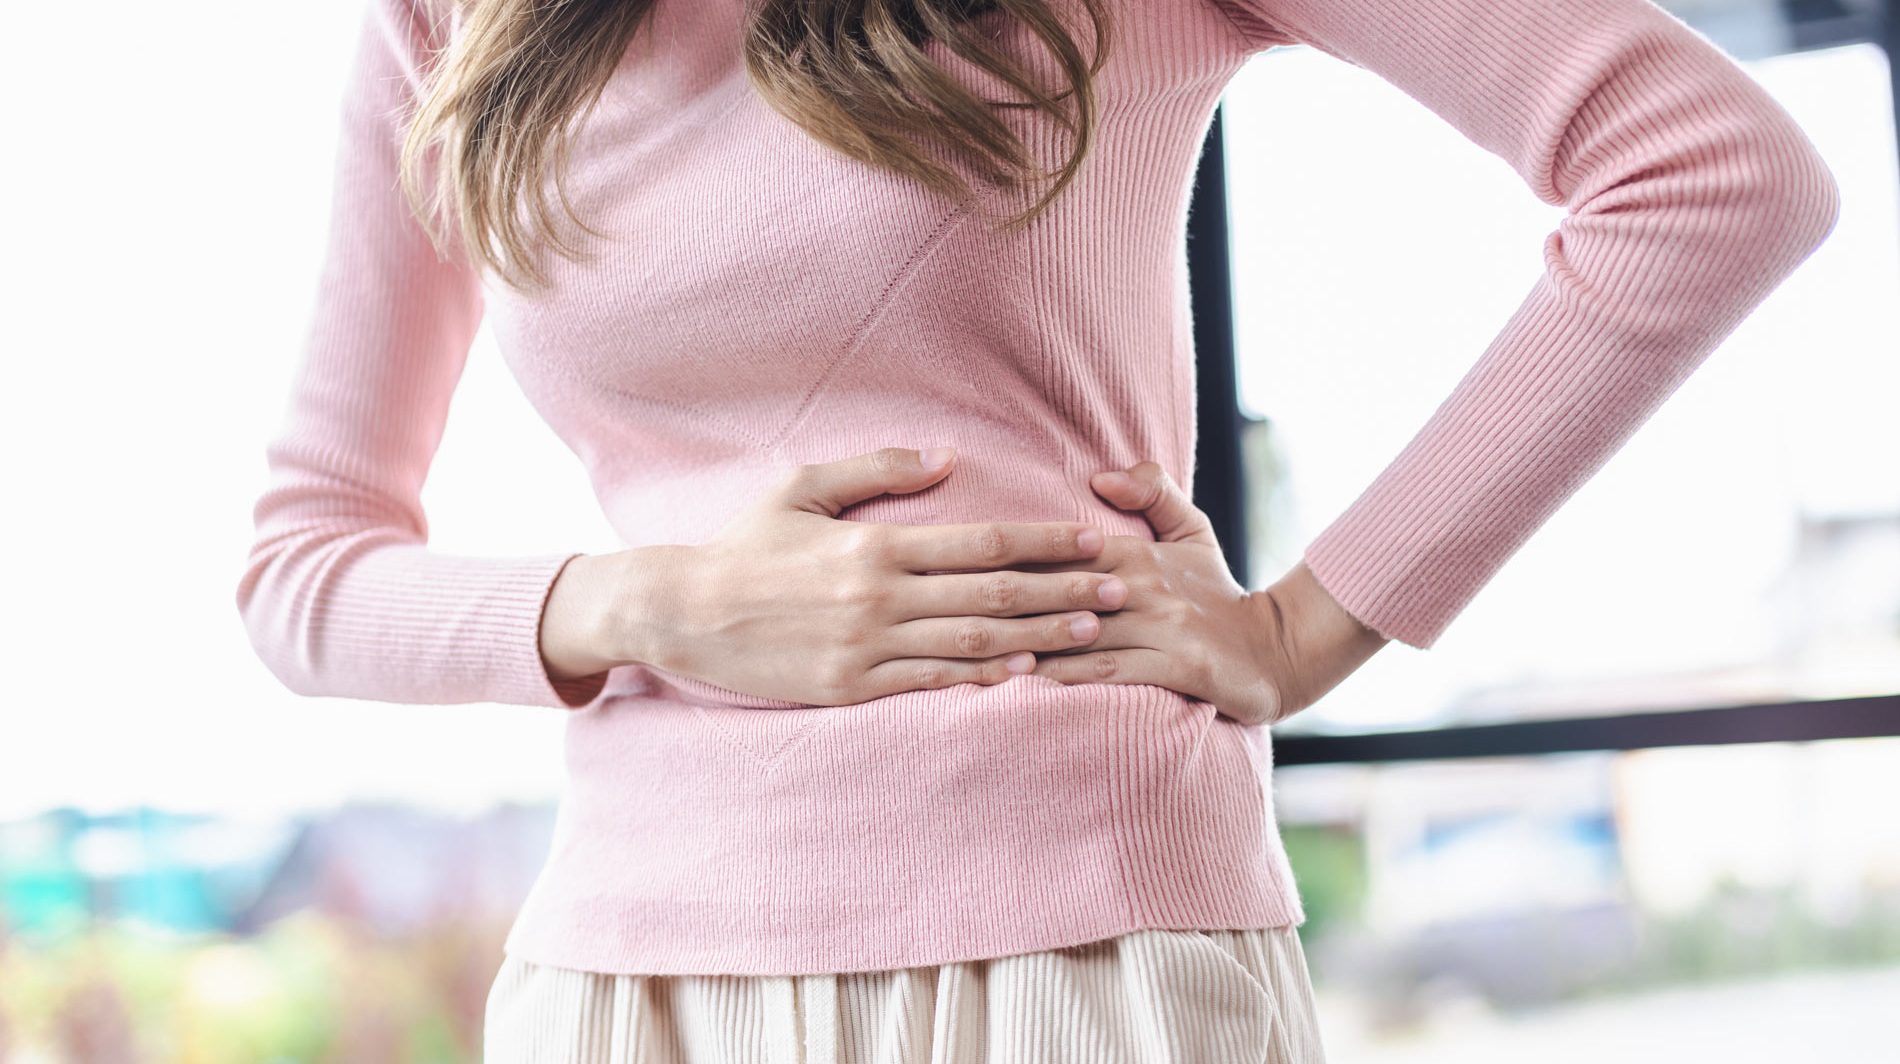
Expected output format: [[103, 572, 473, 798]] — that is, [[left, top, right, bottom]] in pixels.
[[539, 446, 1131, 705]]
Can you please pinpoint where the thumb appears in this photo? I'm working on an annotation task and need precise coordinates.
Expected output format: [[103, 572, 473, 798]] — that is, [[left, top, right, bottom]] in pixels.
[[776, 446, 956, 517], [1091, 461, 1217, 546]]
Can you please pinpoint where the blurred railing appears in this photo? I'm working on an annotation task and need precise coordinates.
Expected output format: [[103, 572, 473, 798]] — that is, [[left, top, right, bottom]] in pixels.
[[1273, 693, 1900, 765]]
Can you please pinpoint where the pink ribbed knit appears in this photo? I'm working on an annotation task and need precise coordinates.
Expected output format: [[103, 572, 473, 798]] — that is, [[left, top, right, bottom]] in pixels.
[[237, 0, 1839, 975]]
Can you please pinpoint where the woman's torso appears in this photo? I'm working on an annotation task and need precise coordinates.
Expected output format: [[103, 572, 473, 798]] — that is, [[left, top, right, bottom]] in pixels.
[[474, 0, 1307, 976]]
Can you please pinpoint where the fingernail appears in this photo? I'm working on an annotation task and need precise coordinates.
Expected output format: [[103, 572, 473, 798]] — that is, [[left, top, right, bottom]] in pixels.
[[920, 447, 955, 471], [1069, 613, 1099, 640], [1076, 527, 1104, 552], [1006, 652, 1036, 674], [1094, 471, 1132, 491], [1098, 578, 1127, 607]]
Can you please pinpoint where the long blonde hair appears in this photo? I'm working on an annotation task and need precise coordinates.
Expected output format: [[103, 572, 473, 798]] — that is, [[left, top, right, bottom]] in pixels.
[[396, 0, 1114, 292]]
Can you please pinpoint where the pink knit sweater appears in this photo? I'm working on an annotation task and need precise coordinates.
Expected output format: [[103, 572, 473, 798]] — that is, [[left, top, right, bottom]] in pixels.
[[237, 0, 1838, 975]]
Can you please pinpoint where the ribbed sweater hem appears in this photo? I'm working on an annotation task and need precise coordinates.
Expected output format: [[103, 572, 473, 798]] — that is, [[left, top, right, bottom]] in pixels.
[[499, 678, 1308, 976]]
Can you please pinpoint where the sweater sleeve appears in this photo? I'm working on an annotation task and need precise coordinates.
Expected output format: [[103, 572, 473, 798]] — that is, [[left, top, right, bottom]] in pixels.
[[235, 0, 609, 709], [1202, 0, 1841, 647]]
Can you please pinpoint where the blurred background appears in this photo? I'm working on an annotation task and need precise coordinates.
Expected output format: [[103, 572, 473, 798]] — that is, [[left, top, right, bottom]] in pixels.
[[3, 0, 1894, 1060]]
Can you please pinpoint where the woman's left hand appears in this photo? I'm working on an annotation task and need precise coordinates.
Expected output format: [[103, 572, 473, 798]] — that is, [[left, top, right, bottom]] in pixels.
[[1025, 462, 1390, 726]]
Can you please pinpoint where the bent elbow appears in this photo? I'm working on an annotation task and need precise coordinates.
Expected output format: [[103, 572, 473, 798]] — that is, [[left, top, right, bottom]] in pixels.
[[1791, 150, 1842, 256], [234, 544, 327, 700], [1772, 148, 1840, 259], [1736, 123, 1842, 272]]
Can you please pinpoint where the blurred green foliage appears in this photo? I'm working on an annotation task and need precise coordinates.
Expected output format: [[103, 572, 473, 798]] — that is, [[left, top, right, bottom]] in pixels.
[[1279, 823, 1368, 943]]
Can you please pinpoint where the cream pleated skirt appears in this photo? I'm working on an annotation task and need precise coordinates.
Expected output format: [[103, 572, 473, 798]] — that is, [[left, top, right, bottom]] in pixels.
[[483, 926, 1327, 1063]]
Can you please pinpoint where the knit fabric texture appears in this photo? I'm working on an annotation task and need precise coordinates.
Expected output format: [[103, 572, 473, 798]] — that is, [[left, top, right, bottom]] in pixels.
[[237, 0, 1839, 975]]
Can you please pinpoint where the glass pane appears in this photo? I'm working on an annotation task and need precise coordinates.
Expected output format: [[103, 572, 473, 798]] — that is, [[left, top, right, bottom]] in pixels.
[[1222, 37, 1900, 733]]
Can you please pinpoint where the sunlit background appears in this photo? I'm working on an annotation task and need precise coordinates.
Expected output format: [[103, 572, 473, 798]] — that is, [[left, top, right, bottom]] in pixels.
[[3, 0, 1895, 1060], [1221, 16, 1900, 1062]]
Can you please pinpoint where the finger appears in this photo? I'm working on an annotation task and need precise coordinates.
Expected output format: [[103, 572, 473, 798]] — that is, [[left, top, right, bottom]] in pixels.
[[774, 446, 957, 517], [1091, 462, 1217, 546], [882, 611, 1103, 660], [1029, 647, 1175, 686], [1026, 610, 1148, 656], [884, 520, 1107, 572], [892, 569, 1129, 620], [1006, 539, 1132, 576], [856, 652, 1036, 700]]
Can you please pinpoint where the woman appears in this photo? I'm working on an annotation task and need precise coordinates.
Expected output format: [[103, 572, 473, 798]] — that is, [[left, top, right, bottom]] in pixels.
[[236, 0, 1838, 1057]]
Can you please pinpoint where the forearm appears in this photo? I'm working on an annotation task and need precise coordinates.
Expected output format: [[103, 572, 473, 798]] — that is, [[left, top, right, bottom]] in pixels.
[[1215, 0, 1839, 649], [237, 536, 605, 708]]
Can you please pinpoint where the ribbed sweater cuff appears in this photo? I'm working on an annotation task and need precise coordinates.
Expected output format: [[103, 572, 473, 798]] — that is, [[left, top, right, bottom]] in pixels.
[[243, 543, 611, 710], [454, 551, 612, 710]]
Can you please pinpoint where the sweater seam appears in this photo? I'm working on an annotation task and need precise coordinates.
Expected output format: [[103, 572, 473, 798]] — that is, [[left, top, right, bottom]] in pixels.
[[762, 198, 983, 453], [1197, 0, 1293, 56]]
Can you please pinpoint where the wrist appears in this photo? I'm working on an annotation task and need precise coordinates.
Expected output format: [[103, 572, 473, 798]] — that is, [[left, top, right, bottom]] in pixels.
[[1260, 561, 1390, 714], [1271, 561, 1388, 656], [539, 552, 620, 682], [542, 545, 693, 680], [600, 543, 707, 674]]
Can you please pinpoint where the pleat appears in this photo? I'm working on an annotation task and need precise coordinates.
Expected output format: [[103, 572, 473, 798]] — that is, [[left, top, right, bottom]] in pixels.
[[833, 966, 935, 1063], [927, 953, 987, 1063], [484, 955, 623, 1063], [1194, 928, 1328, 1064], [671, 974, 776, 1063], [483, 927, 1326, 1064], [608, 974, 676, 1064]]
